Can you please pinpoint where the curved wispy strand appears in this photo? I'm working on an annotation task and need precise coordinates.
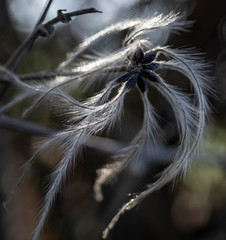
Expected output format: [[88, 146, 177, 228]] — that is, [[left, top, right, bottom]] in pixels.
[[4, 11, 212, 240], [31, 82, 130, 240], [94, 90, 161, 202]]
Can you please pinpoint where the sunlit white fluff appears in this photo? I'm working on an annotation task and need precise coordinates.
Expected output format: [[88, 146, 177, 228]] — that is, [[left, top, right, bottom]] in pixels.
[[102, 73, 207, 239], [58, 19, 144, 70], [59, 12, 191, 70], [31, 82, 130, 240], [4, 11, 212, 240], [1, 13, 191, 113], [124, 12, 192, 45], [94, 90, 161, 202]]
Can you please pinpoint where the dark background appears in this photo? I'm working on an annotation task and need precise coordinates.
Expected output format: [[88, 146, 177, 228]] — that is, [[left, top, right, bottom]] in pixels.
[[1, 0, 226, 240]]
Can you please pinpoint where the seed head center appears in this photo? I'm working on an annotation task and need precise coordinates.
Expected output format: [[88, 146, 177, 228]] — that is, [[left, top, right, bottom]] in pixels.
[[133, 63, 143, 73]]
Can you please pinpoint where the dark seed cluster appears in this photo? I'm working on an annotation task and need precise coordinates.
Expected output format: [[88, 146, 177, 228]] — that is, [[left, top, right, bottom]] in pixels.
[[116, 48, 159, 92]]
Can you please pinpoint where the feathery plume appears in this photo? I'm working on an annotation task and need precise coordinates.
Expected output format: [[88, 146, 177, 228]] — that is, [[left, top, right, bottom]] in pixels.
[[5, 11, 211, 240]]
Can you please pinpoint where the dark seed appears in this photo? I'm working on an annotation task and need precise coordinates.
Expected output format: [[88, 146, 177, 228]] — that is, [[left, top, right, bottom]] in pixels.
[[145, 63, 159, 71], [141, 70, 159, 82], [137, 76, 147, 92], [125, 74, 138, 90], [116, 72, 133, 83], [133, 48, 145, 63], [39, 25, 55, 37], [142, 51, 157, 64]]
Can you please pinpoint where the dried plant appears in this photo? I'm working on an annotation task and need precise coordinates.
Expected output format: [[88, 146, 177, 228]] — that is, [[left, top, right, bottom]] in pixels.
[[0, 1, 212, 240]]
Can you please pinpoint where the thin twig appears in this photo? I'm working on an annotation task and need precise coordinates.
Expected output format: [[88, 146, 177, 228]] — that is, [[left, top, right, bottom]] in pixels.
[[5, 8, 102, 72], [18, 66, 127, 80], [0, 0, 55, 103], [45, 8, 102, 26], [20, 71, 79, 80], [0, 65, 127, 82], [0, 67, 126, 82], [36, 0, 54, 27]]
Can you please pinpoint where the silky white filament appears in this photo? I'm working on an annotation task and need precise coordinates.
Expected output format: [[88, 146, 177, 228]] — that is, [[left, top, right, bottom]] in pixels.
[[2, 11, 211, 240]]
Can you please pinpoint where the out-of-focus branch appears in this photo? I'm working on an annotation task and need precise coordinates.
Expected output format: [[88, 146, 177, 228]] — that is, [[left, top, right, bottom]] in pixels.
[[0, 115, 56, 137], [19, 68, 127, 81], [0, 66, 127, 82], [19, 71, 80, 80], [0, 115, 126, 156], [0, 114, 174, 163]]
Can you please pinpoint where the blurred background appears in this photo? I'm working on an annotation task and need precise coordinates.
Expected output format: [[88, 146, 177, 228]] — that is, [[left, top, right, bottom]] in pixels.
[[1, 0, 226, 239]]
